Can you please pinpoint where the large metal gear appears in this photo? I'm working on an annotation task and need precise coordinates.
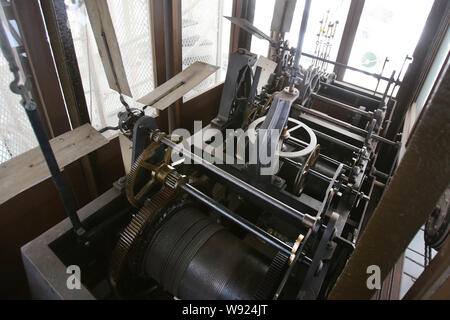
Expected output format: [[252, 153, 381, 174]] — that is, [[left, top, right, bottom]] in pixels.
[[292, 144, 321, 196], [109, 187, 179, 291], [110, 141, 180, 291]]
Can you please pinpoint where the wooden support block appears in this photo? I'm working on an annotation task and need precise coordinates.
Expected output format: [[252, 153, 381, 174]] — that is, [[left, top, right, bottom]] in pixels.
[[119, 134, 133, 174], [0, 124, 108, 205], [137, 62, 218, 110], [85, 0, 132, 97]]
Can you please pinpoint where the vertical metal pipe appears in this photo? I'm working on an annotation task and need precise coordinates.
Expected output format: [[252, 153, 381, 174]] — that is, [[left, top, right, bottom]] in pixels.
[[26, 106, 86, 236], [293, 0, 312, 70]]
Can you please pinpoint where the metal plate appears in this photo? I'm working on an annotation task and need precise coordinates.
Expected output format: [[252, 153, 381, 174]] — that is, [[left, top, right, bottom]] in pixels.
[[137, 62, 218, 110], [85, 0, 132, 97], [225, 16, 273, 43]]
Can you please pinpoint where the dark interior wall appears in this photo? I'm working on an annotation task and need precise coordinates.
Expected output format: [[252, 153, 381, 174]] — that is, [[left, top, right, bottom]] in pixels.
[[0, 138, 125, 299], [181, 83, 223, 133]]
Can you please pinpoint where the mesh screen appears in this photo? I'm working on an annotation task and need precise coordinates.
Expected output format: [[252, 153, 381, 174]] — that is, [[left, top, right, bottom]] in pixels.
[[182, 0, 232, 100]]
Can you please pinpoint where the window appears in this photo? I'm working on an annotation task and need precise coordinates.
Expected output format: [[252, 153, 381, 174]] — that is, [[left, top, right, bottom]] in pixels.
[[182, 0, 233, 99], [0, 19, 37, 164], [286, 0, 351, 73], [249, 0, 351, 71], [250, 0, 276, 58], [343, 0, 434, 94], [66, 0, 156, 132], [414, 27, 449, 115]]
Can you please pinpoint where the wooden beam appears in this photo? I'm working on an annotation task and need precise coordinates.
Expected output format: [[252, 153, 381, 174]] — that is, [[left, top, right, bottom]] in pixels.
[[268, 0, 297, 59], [230, 0, 242, 53], [333, 0, 365, 80], [39, 0, 91, 128], [149, 0, 183, 131], [40, 0, 100, 198], [149, 0, 167, 86], [171, 0, 183, 129], [0, 125, 108, 205], [329, 60, 450, 299], [237, 0, 256, 51], [11, 0, 71, 138], [11, 0, 100, 199]]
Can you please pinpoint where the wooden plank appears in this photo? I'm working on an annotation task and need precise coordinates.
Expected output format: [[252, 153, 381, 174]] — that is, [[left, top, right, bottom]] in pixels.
[[119, 134, 132, 174], [85, 0, 132, 97], [333, 0, 365, 80], [0, 124, 108, 205], [271, 0, 296, 33], [137, 62, 218, 110]]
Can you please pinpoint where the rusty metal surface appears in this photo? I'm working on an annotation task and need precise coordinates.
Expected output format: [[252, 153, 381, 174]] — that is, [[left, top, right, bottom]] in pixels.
[[329, 61, 450, 299]]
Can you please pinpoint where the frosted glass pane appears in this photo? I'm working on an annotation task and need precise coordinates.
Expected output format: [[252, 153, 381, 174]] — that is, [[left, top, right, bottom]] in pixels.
[[286, 0, 351, 73], [344, 0, 434, 94], [250, 0, 276, 58], [182, 0, 233, 100]]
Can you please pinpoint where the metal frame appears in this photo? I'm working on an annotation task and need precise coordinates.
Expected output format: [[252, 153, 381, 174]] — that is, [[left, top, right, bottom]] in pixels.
[[329, 59, 450, 300]]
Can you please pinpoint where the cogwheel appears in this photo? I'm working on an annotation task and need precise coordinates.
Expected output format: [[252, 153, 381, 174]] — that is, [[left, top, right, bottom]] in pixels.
[[110, 187, 179, 291], [125, 142, 163, 207], [254, 251, 289, 300]]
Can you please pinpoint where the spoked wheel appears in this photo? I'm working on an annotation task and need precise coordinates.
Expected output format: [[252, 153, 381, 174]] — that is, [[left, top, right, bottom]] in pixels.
[[248, 117, 318, 159], [292, 145, 320, 196], [126, 141, 167, 207]]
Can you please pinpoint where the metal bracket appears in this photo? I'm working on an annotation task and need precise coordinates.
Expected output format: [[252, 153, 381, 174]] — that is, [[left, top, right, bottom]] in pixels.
[[211, 49, 257, 129]]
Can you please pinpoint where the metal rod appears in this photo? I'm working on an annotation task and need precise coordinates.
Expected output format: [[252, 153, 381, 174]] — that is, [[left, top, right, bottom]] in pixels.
[[380, 71, 396, 107], [371, 134, 398, 146], [320, 83, 381, 105], [294, 104, 368, 136], [293, 0, 312, 71], [301, 52, 395, 83], [281, 158, 332, 183], [311, 131, 361, 153], [310, 93, 373, 118], [27, 107, 86, 236], [374, 57, 389, 94], [159, 136, 319, 230], [181, 183, 292, 255], [294, 104, 396, 146], [283, 138, 351, 169]]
